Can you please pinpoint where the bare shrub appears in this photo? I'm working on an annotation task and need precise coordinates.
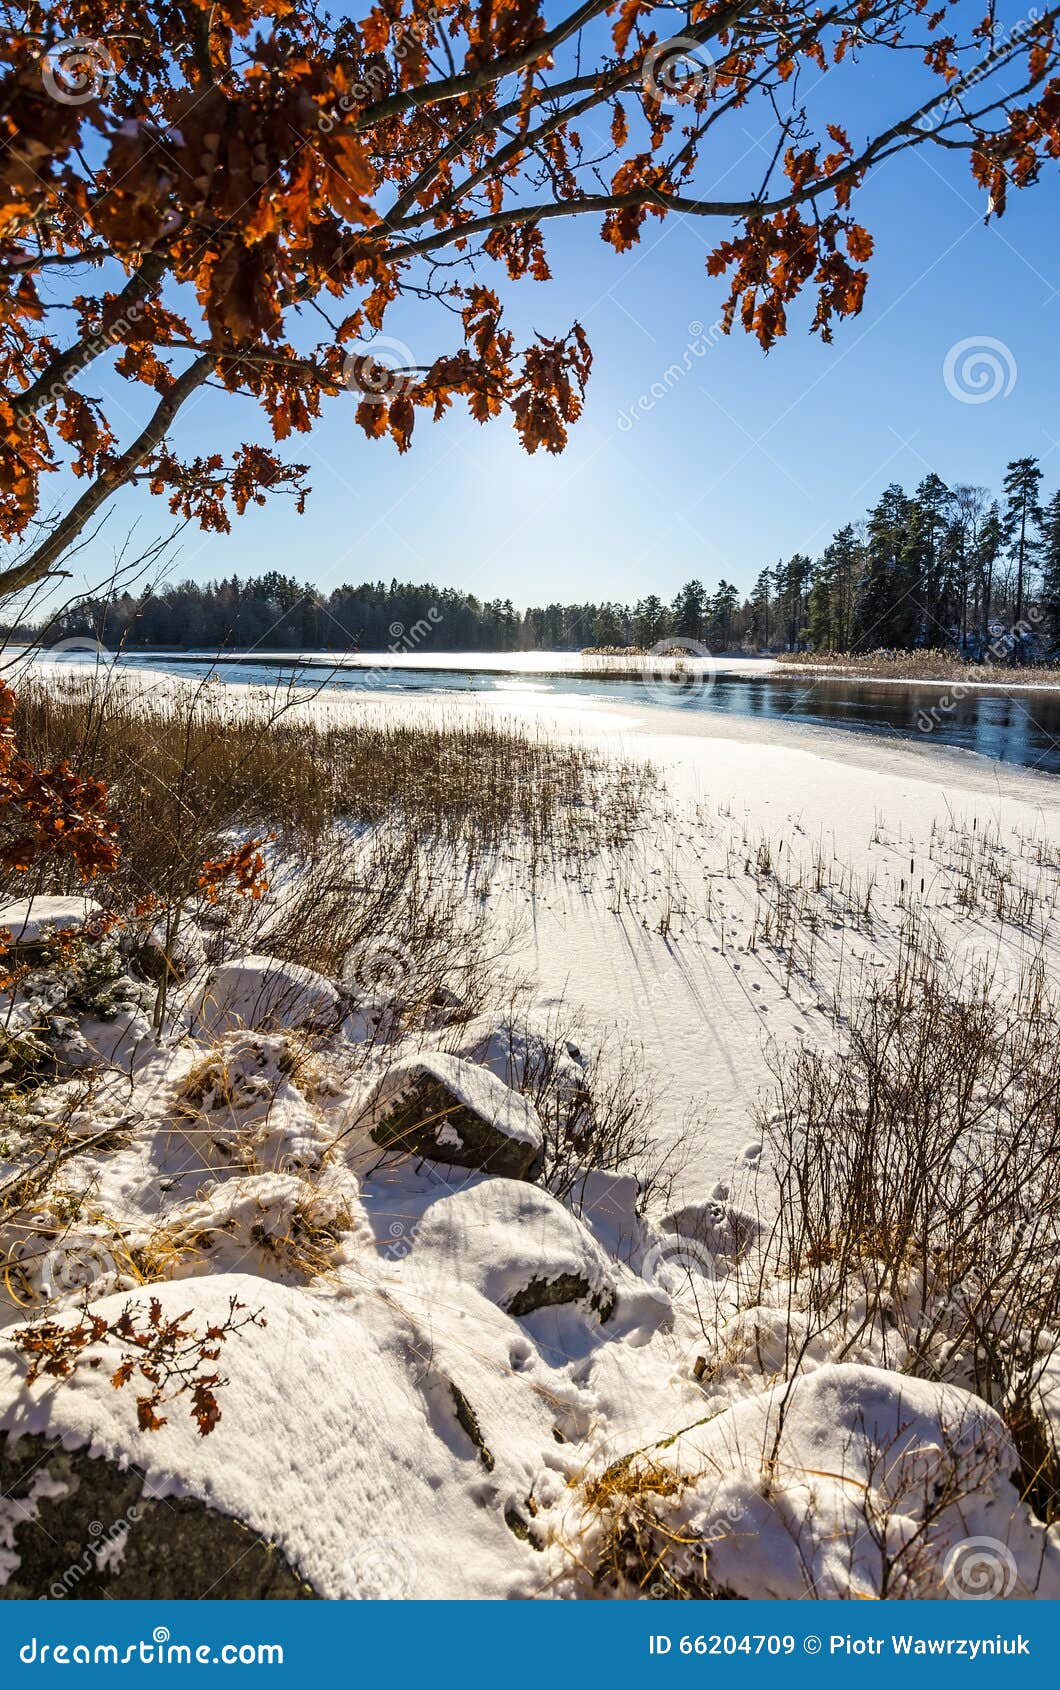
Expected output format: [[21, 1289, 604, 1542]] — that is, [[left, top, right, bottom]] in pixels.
[[257, 829, 505, 1047], [757, 952, 1060, 1518]]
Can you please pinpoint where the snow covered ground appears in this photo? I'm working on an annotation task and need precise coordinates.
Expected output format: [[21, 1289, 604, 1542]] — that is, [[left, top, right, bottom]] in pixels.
[[1, 664, 1058, 1600], [18, 655, 1060, 1191], [122, 659, 1053, 1194], [495, 698, 1060, 1190]]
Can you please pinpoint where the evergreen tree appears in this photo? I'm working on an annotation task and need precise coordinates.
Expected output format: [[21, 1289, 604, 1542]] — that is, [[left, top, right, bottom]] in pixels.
[[592, 602, 626, 646], [672, 580, 706, 642], [911, 472, 952, 641], [938, 516, 968, 649], [1039, 489, 1060, 647], [749, 567, 773, 649], [808, 524, 862, 652], [633, 595, 666, 646], [807, 557, 834, 652], [1001, 456, 1044, 656], [709, 580, 739, 648], [853, 485, 919, 649], [775, 554, 812, 650]]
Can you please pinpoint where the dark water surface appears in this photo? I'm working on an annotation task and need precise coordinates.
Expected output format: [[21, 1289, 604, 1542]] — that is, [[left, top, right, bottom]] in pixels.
[[75, 652, 1060, 777]]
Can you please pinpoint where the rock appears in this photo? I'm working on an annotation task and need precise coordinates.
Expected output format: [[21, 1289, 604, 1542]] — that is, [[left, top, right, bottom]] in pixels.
[[0, 896, 103, 953], [566, 1167, 643, 1257], [409, 1178, 619, 1320], [455, 1016, 590, 1104], [0, 1433, 316, 1599], [505, 1271, 615, 1323], [424, 985, 465, 1028], [132, 916, 207, 984], [340, 993, 400, 1047], [192, 955, 343, 1036], [643, 1363, 1060, 1601], [365, 1053, 544, 1178]]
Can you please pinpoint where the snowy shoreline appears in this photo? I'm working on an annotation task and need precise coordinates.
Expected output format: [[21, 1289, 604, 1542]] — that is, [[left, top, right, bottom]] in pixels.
[[16, 643, 1060, 693]]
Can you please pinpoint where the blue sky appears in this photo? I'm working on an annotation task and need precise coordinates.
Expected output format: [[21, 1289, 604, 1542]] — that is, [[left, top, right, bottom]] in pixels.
[[47, 20, 1060, 609]]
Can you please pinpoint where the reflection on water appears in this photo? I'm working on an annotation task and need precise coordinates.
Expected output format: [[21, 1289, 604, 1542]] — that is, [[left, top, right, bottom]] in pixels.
[[70, 653, 1060, 776]]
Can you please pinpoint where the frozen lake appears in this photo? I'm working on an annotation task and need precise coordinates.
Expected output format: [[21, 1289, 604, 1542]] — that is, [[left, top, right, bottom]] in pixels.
[[49, 648, 1060, 776]]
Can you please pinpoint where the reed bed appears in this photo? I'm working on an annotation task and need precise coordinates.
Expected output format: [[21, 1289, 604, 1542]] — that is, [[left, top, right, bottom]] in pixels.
[[774, 648, 1060, 685], [8, 673, 659, 908]]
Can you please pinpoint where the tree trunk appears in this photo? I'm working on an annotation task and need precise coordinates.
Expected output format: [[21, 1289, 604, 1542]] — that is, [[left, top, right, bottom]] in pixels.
[[0, 353, 213, 599]]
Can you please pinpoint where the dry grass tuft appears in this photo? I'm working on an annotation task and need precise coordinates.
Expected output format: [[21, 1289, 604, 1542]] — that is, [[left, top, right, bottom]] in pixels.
[[572, 1452, 721, 1598]]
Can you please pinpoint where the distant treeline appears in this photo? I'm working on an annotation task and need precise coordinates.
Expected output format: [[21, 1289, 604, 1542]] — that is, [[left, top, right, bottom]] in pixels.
[[12, 457, 1060, 659]]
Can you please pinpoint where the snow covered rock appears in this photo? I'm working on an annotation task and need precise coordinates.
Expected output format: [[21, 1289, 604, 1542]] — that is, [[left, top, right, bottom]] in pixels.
[[0, 896, 102, 951], [455, 1017, 590, 1106], [0, 1275, 542, 1599], [661, 1196, 762, 1264], [339, 992, 401, 1047], [132, 916, 207, 983], [410, 1179, 620, 1323], [191, 956, 343, 1036], [364, 1053, 544, 1179], [563, 1362, 1060, 1601], [566, 1167, 643, 1259], [0, 1432, 314, 1599]]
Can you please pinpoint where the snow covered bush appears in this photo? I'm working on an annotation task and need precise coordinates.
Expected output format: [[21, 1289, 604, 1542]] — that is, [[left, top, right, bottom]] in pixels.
[[564, 1365, 1060, 1600], [758, 955, 1060, 1520]]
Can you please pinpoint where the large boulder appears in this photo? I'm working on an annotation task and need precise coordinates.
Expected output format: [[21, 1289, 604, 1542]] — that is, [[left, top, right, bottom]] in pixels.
[[191, 955, 342, 1036], [408, 1179, 619, 1322], [565, 1363, 1060, 1601], [0, 1275, 533, 1599], [364, 1053, 544, 1179], [0, 1434, 315, 1600]]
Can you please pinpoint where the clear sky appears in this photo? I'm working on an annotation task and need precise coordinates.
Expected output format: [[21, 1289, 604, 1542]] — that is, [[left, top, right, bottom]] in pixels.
[[49, 22, 1060, 610]]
